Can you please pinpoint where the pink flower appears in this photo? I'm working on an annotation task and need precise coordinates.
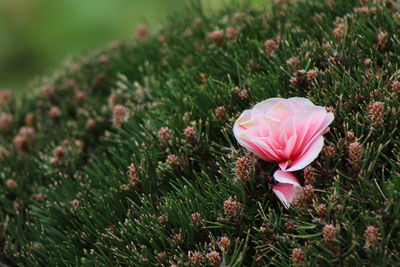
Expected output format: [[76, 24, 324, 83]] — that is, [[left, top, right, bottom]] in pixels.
[[233, 97, 334, 172], [272, 170, 301, 208]]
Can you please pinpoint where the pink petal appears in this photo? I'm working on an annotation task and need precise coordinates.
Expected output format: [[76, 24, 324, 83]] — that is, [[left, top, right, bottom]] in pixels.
[[292, 111, 333, 157], [239, 137, 272, 161], [266, 101, 295, 121], [233, 110, 258, 149], [251, 98, 284, 117], [303, 111, 334, 144], [288, 97, 314, 110], [273, 170, 300, 186], [273, 183, 301, 209], [251, 137, 280, 161], [296, 112, 334, 157], [279, 161, 289, 170], [282, 134, 297, 159], [278, 117, 296, 146], [285, 136, 324, 171], [256, 114, 281, 137]]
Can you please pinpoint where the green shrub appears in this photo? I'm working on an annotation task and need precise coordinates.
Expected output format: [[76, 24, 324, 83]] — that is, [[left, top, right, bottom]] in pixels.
[[1, 0, 399, 265]]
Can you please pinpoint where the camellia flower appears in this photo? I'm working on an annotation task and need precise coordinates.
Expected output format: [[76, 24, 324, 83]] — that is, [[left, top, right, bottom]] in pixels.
[[233, 97, 334, 172], [233, 97, 334, 208]]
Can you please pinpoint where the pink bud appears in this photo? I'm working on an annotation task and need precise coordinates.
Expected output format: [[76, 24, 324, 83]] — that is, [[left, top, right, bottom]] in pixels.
[[6, 179, 17, 189]]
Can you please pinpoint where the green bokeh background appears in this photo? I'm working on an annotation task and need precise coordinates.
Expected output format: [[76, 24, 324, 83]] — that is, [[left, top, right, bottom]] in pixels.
[[1, 0, 268, 93]]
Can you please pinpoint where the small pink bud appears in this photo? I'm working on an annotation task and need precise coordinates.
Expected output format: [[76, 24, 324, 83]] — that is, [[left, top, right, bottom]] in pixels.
[[112, 104, 128, 128], [323, 224, 336, 244], [99, 55, 109, 64], [0, 90, 12, 102], [0, 146, 10, 160], [207, 251, 221, 267], [286, 57, 299, 69], [158, 127, 172, 141], [70, 199, 80, 208], [25, 113, 35, 127], [207, 30, 224, 45], [325, 106, 334, 113], [13, 135, 27, 153], [190, 251, 204, 265], [377, 31, 388, 51], [75, 90, 85, 105], [6, 179, 17, 189], [13, 201, 21, 212], [156, 252, 166, 260], [35, 193, 45, 200], [0, 90, 12, 109], [137, 25, 148, 42], [322, 146, 336, 158], [306, 69, 318, 82], [54, 146, 65, 158], [235, 155, 252, 182], [318, 203, 328, 219], [219, 236, 231, 254], [158, 215, 168, 224], [159, 35, 168, 45], [191, 212, 202, 228], [214, 106, 226, 121], [333, 24, 346, 39], [166, 154, 179, 165], [42, 85, 55, 98], [294, 185, 315, 208], [364, 225, 380, 249], [85, 119, 96, 130], [174, 233, 183, 243], [354, 6, 377, 15], [226, 27, 237, 39], [369, 101, 384, 128], [19, 127, 35, 142], [346, 131, 355, 142], [0, 114, 13, 132], [108, 92, 119, 109], [183, 126, 196, 140], [264, 39, 276, 53], [224, 197, 242, 218], [391, 81, 400, 94], [183, 56, 194, 64], [50, 157, 59, 165], [364, 58, 372, 68], [348, 142, 363, 171], [237, 88, 249, 100], [48, 106, 61, 120], [198, 73, 208, 83], [183, 112, 191, 124], [303, 166, 315, 185], [128, 163, 139, 186], [291, 248, 305, 265], [110, 41, 122, 51]]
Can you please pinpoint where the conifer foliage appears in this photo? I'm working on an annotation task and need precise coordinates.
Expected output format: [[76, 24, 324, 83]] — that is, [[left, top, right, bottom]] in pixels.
[[1, 0, 400, 265]]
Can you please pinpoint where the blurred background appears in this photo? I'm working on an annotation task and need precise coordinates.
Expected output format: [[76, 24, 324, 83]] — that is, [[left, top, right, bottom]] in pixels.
[[2, 0, 265, 93]]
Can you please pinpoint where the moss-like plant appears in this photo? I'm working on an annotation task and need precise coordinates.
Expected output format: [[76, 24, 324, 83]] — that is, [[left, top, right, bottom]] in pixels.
[[1, 0, 399, 266]]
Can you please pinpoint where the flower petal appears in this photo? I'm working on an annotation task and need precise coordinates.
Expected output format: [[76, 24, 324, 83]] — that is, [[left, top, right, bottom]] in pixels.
[[251, 98, 284, 117], [285, 135, 324, 171], [273, 170, 301, 186], [251, 137, 280, 161], [273, 183, 301, 209], [288, 97, 315, 109]]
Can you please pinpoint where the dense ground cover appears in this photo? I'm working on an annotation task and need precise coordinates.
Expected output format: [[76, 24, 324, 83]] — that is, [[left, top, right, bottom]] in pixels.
[[0, 0, 399, 266]]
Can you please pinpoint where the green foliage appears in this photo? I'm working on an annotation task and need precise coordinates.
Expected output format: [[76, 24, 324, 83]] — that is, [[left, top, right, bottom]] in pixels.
[[0, 0, 225, 92], [1, 0, 400, 266]]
